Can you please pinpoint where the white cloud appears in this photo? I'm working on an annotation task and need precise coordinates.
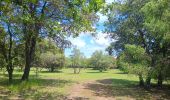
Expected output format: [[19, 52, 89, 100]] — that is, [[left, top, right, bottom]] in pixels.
[[80, 44, 106, 58], [105, 0, 114, 4], [65, 32, 113, 58], [93, 31, 111, 47], [68, 35, 86, 48], [71, 39, 86, 48]]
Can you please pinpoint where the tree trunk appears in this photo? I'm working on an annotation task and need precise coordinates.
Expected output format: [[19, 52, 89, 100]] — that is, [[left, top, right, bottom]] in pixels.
[[7, 59, 13, 82], [7, 24, 13, 82], [139, 74, 144, 86], [51, 66, 54, 72], [22, 36, 36, 81], [77, 67, 81, 74], [35, 67, 39, 77], [21, 50, 31, 80], [157, 44, 167, 88], [145, 76, 151, 89], [74, 67, 76, 74], [157, 72, 163, 88], [21, 2, 46, 80], [7, 67, 13, 82]]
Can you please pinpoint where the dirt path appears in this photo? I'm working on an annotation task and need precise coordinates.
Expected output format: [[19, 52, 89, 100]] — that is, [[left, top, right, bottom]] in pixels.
[[67, 80, 115, 100]]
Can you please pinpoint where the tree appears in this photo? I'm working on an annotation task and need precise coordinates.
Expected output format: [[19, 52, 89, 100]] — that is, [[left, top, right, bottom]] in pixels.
[[141, 0, 170, 87], [0, 2, 22, 81], [0, 0, 105, 81], [89, 50, 103, 70], [38, 52, 63, 72], [104, 0, 170, 88], [34, 38, 65, 72], [118, 44, 150, 86], [89, 50, 114, 72], [70, 47, 85, 74], [19, 0, 104, 80], [65, 57, 72, 68]]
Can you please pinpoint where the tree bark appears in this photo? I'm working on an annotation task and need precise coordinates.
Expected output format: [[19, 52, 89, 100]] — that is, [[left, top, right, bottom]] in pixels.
[[7, 24, 13, 82], [22, 36, 37, 81], [157, 45, 167, 87], [77, 67, 81, 74], [145, 76, 151, 89], [145, 57, 155, 89], [74, 67, 76, 74], [157, 73, 163, 88], [7, 65, 13, 82], [139, 74, 144, 86], [50, 66, 55, 72]]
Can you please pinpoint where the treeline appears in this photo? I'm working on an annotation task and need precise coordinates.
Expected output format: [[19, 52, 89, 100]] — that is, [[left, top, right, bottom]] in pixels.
[[66, 48, 116, 74], [105, 0, 170, 88], [0, 0, 104, 81]]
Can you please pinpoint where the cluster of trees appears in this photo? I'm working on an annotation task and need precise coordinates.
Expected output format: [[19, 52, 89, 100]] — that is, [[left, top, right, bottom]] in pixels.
[[35, 39, 65, 72], [0, 0, 104, 81], [105, 0, 170, 88], [67, 48, 116, 73], [89, 50, 116, 72]]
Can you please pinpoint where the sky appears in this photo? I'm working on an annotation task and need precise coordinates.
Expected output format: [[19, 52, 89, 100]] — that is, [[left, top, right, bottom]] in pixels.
[[64, 0, 114, 58]]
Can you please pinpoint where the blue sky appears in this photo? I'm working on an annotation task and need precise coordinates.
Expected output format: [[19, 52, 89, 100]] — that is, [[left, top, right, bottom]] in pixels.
[[64, 0, 114, 58]]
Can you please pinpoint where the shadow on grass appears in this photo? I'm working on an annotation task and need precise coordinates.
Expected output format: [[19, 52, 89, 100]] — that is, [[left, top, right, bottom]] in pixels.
[[0, 73, 39, 79], [40, 70, 63, 73], [0, 77, 73, 88], [114, 72, 128, 74], [86, 71, 107, 73], [85, 78, 170, 99], [0, 76, 73, 100]]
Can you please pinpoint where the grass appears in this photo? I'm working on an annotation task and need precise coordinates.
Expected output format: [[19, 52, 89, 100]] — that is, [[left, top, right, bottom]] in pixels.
[[0, 68, 170, 100], [40, 68, 139, 82]]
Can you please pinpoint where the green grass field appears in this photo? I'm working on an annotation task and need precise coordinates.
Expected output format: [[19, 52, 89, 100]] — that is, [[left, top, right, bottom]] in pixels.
[[0, 68, 170, 100]]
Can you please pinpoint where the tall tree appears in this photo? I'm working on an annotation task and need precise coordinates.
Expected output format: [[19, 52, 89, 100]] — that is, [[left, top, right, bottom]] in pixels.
[[118, 44, 150, 86], [141, 0, 170, 87], [70, 47, 85, 74], [0, 1, 22, 81], [104, 0, 169, 88], [19, 0, 104, 80]]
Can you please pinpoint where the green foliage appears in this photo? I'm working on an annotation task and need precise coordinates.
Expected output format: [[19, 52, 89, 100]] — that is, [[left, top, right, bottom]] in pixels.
[[104, 0, 170, 87], [70, 47, 86, 73], [1, 0, 105, 80], [118, 44, 150, 76], [70, 48, 84, 67], [89, 50, 115, 72], [38, 52, 63, 72], [141, 0, 170, 34], [35, 39, 65, 72], [141, 0, 170, 84]]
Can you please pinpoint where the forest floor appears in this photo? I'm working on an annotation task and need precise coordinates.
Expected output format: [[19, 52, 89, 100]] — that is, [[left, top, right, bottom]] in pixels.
[[0, 68, 170, 100]]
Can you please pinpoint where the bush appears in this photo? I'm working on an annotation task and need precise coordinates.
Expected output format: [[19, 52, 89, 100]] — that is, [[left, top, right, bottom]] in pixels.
[[38, 52, 64, 72]]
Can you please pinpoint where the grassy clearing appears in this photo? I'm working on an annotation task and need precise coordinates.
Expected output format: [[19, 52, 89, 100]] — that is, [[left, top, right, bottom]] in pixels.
[[0, 68, 170, 100]]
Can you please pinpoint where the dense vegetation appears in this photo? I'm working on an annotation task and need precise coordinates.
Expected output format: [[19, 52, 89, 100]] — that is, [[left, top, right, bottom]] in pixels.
[[105, 0, 170, 88], [0, 0, 104, 81]]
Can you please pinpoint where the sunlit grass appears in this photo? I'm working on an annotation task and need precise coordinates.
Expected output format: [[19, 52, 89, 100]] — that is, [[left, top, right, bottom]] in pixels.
[[39, 68, 138, 82], [0, 68, 169, 99]]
